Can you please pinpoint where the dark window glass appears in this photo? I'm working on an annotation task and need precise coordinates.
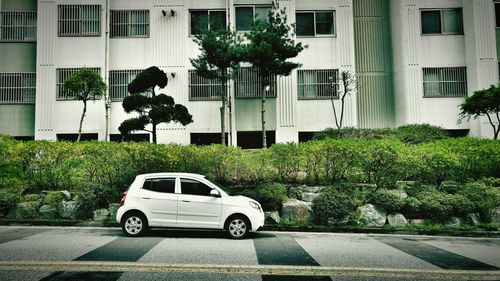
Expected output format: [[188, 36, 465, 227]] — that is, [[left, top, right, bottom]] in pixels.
[[421, 10, 442, 34], [315, 12, 334, 35], [296, 13, 314, 36], [142, 178, 175, 193], [190, 11, 208, 35], [496, 3, 500, 28], [236, 7, 253, 31], [255, 6, 270, 23], [210, 11, 226, 32], [181, 178, 212, 196], [442, 9, 462, 34]]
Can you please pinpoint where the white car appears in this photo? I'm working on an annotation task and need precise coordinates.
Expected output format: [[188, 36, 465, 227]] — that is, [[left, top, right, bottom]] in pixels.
[[116, 173, 264, 239]]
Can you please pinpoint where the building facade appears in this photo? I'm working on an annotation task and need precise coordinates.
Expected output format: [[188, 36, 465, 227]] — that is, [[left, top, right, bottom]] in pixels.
[[0, 0, 498, 147]]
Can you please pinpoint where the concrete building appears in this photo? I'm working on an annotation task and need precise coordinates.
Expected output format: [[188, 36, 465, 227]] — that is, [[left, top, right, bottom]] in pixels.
[[0, 0, 498, 147]]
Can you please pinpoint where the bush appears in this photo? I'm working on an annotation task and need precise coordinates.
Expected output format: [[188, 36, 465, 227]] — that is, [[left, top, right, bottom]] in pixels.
[[414, 191, 453, 220], [268, 143, 301, 183], [312, 184, 364, 224], [396, 124, 449, 144], [44, 192, 65, 210], [314, 127, 397, 141], [361, 141, 401, 188], [21, 194, 41, 203], [368, 189, 406, 213], [242, 183, 288, 211], [322, 140, 363, 184], [457, 182, 500, 219], [0, 188, 21, 216]]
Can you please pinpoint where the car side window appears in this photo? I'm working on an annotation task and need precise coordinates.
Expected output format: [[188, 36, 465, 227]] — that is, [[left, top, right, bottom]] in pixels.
[[142, 178, 175, 193], [180, 178, 212, 196]]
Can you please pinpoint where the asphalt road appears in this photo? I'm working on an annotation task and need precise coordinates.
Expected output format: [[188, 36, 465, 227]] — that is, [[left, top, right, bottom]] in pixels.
[[0, 226, 499, 281]]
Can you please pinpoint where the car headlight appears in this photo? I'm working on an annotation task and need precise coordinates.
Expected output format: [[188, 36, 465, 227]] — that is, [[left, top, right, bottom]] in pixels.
[[249, 201, 261, 211]]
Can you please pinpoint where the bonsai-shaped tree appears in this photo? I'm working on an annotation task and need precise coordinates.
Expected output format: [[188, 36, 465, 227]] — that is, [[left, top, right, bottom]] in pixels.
[[331, 71, 356, 129], [459, 84, 500, 139], [190, 29, 244, 145], [244, 4, 305, 147], [63, 69, 106, 142], [119, 66, 193, 143]]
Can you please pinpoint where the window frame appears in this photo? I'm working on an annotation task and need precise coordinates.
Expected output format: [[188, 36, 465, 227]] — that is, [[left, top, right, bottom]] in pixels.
[[188, 9, 227, 36], [0, 72, 36, 104], [180, 178, 214, 197], [0, 11, 37, 42], [234, 67, 277, 99], [188, 70, 225, 101], [420, 8, 463, 36], [109, 69, 142, 102], [295, 10, 336, 37], [297, 69, 339, 100], [56, 67, 101, 100], [422, 67, 468, 98], [57, 5, 101, 37], [235, 5, 272, 32], [110, 10, 149, 38]]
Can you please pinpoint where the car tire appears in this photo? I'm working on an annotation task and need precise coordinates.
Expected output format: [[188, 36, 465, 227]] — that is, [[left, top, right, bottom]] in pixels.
[[121, 212, 148, 237], [226, 215, 250, 239]]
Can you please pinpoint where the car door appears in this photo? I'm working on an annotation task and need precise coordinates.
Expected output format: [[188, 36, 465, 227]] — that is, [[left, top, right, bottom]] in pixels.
[[139, 177, 178, 227], [176, 178, 222, 229]]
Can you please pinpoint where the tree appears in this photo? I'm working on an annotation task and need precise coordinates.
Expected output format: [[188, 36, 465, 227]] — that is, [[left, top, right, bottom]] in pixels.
[[331, 71, 356, 129], [63, 69, 106, 142], [244, 4, 305, 148], [119, 66, 193, 144], [459, 84, 500, 139], [190, 29, 244, 145]]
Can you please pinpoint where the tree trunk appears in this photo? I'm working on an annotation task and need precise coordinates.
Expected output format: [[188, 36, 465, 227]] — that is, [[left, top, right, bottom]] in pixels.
[[261, 84, 267, 148], [77, 100, 87, 142], [220, 78, 227, 145], [152, 123, 157, 144]]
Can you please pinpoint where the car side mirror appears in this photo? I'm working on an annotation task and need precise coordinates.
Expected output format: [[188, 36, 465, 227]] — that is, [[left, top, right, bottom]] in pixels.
[[210, 189, 221, 197]]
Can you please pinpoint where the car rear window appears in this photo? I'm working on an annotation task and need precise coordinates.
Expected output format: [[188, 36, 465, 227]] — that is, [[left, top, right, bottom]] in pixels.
[[142, 178, 175, 193]]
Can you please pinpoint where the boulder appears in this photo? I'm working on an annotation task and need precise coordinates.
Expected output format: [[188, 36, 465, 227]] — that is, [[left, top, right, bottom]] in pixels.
[[59, 201, 79, 219], [439, 181, 460, 193], [445, 216, 461, 228], [490, 207, 500, 225], [6, 202, 39, 219], [301, 192, 320, 203], [328, 216, 350, 226], [466, 213, 481, 226], [93, 208, 110, 221], [356, 204, 387, 227], [395, 181, 418, 190], [59, 190, 72, 201], [295, 171, 307, 183], [108, 203, 121, 220], [409, 219, 425, 225], [387, 213, 408, 227], [302, 186, 325, 193], [387, 190, 408, 199], [281, 199, 311, 222], [264, 211, 280, 224], [39, 204, 58, 220]]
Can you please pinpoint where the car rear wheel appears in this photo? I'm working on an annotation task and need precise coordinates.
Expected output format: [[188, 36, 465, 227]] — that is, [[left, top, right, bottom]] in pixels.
[[226, 216, 249, 239], [122, 212, 148, 237]]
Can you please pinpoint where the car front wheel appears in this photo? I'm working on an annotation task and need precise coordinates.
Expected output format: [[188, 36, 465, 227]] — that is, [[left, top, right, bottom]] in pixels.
[[122, 212, 148, 237], [226, 216, 249, 239]]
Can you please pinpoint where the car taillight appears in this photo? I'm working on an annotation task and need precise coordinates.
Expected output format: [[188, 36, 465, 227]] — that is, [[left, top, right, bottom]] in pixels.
[[120, 191, 127, 206]]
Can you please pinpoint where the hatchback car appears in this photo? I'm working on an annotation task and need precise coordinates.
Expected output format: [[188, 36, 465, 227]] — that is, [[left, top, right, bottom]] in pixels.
[[116, 173, 264, 239]]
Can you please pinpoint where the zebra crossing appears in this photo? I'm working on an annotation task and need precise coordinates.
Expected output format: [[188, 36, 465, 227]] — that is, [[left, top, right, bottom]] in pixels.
[[0, 226, 499, 281]]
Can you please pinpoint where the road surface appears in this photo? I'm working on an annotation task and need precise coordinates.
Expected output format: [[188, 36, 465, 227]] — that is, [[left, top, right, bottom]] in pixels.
[[0, 226, 499, 281]]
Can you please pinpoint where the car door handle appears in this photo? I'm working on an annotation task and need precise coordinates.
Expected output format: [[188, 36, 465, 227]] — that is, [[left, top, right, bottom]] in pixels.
[[142, 197, 151, 199], [182, 200, 191, 203]]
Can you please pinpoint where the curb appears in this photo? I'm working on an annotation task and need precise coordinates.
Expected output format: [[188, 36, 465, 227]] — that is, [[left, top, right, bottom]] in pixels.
[[1, 219, 499, 238]]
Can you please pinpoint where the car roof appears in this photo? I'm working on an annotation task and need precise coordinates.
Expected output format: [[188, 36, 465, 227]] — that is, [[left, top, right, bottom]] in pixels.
[[138, 172, 206, 179]]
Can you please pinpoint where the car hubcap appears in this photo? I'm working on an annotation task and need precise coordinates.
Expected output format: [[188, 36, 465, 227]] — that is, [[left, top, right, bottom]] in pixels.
[[125, 216, 143, 235], [229, 219, 247, 237]]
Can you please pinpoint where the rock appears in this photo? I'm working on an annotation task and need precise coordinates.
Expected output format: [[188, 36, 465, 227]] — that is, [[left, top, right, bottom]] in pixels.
[[490, 207, 500, 225], [356, 204, 387, 227], [387, 213, 408, 227], [301, 192, 320, 203], [6, 202, 39, 219], [445, 216, 461, 228], [295, 171, 307, 182], [108, 203, 121, 220], [410, 219, 425, 225], [281, 199, 311, 222], [264, 211, 280, 224], [302, 186, 325, 193], [328, 216, 350, 226], [387, 189, 408, 199], [288, 185, 325, 201], [59, 201, 79, 219], [395, 181, 418, 190], [466, 213, 481, 226], [93, 208, 110, 221], [439, 181, 460, 193], [39, 204, 58, 219], [59, 190, 71, 201], [288, 186, 302, 200], [353, 183, 377, 191]]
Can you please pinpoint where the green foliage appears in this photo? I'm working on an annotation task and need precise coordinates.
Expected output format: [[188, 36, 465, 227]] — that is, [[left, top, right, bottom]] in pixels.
[[268, 143, 301, 183], [128, 66, 168, 94], [22, 194, 41, 203], [312, 184, 364, 224], [414, 191, 453, 220], [63, 69, 106, 101], [456, 182, 500, 219], [396, 124, 449, 144], [368, 189, 406, 213], [459, 84, 500, 139], [44, 192, 65, 210], [0, 188, 21, 215], [322, 140, 362, 184], [314, 127, 396, 141], [243, 182, 288, 211], [361, 141, 400, 188]]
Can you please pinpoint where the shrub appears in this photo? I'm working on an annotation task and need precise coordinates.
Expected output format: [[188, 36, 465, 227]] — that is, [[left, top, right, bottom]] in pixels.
[[396, 124, 449, 144], [314, 127, 397, 141], [22, 194, 41, 203], [44, 192, 65, 210], [0, 188, 21, 216], [322, 140, 362, 184], [361, 141, 401, 188], [457, 182, 500, 219], [301, 141, 324, 185], [402, 197, 422, 218], [268, 143, 301, 183], [312, 184, 364, 224], [368, 189, 406, 213], [242, 183, 288, 211], [414, 191, 453, 220]]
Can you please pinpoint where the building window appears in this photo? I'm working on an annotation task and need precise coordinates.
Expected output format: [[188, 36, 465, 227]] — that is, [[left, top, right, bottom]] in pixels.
[[0, 73, 36, 104], [296, 11, 335, 37], [188, 70, 224, 101], [56, 67, 100, 100], [298, 69, 338, 100], [421, 8, 463, 35], [423, 67, 467, 97], [0, 11, 36, 42], [58, 5, 101, 37], [109, 70, 142, 101], [235, 5, 271, 31], [189, 10, 226, 35], [235, 67, 276, 98], [496, 3, 500, 28], [110, 10, 149, 38]]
